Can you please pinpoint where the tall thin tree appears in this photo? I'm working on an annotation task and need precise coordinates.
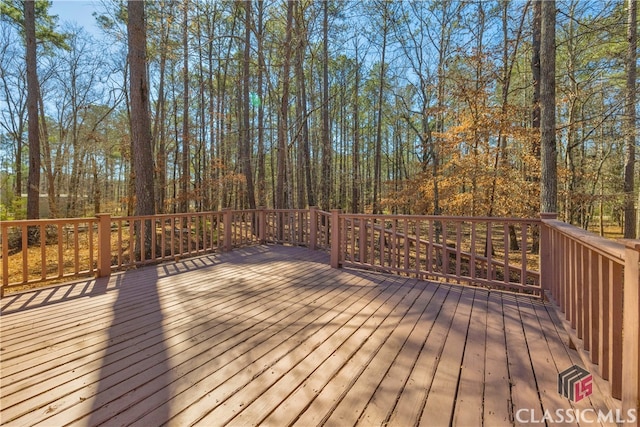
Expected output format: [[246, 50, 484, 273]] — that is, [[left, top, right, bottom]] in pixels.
[[623, 0, 636, 238], [372, 1, 390, 214], [276, 0, 294, 210], [25, 0, 40, 221], [241, 0, 256, 210], [180, 0, 190, 213], [540, 0, 557, 213], [320, 0, 331, 211], [128, 0, 155, 253]]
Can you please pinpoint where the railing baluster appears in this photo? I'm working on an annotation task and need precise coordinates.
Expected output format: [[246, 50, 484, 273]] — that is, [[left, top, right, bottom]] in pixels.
[[88, 221, 95, 273], [486, 222, 492, 281], [404, 218, 410, 273], [456, 222, 462, 283], [415, 219, 421, 275], [442, 220, 448, 277], [22, 225, 28, 284], [574, 243, 589, 342], [589, 251, 600, 364], [57, 224, 63, 279], [599, 257, 611, 380], [470, 222, 477, 282], [2, 223, 8, 293], [502, 223, 509, 285], [581, 248, 591, 349], [73, 223, 79, 273], [520, 224, 527, 288], [40, 224, 46, 281], [370, 217, 375, 266], [611, 259, 623, 399], [427, 220, 433, 274]]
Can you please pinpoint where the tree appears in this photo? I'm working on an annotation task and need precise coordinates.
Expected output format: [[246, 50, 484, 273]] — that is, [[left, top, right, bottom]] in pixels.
[[531, 0, 541, 134], [320, 0, 331, 211], [293, 0, 314, 209], [127, 0, 155, 250], [540, 0, 557, 213], [351, 38, 361, 213], [240, 0, 255, 210], [24, 0, 40, 220], [623, 0, 636, 238], [276, 0, 294, 210], [180, 0, 190, 213], [371, 0, 392, 214]]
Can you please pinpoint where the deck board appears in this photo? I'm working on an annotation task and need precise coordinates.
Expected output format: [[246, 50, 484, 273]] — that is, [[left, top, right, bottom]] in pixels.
[[451, 289, 487, 427], [0, 245, 616, 426]]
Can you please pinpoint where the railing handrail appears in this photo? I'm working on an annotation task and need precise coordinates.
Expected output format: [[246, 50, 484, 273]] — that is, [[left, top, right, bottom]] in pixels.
[[0, 217, 98, 226], [340, 212, 541, 224], [542, 217, 625, 262], [540, 215, 640, 420]]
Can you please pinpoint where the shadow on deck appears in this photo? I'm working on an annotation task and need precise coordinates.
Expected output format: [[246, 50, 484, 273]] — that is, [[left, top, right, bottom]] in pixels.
[[0, 245, 619, 426]]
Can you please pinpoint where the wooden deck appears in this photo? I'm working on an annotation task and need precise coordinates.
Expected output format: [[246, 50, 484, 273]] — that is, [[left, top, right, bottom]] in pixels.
[[0, 245, 617, 426]]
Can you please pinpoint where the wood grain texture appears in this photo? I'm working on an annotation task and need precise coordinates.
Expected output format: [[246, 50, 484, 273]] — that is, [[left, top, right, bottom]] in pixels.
[[0, 245, 614, 426]]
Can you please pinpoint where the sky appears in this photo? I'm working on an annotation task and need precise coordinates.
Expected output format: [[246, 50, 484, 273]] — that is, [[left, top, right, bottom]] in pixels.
[[48, 0, 103, 38]]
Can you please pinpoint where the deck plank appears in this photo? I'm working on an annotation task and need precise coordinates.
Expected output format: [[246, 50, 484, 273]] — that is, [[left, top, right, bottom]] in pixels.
[[136, 268, 391, 426], [321, 281, 435, 426], [44, 258, 343, 426], [451, 289, 488, 427], [419, 286, 475, 426], [482, 292, 513, 426], [532, 301, 617, 427], [255, 277, 419, 427], [385, 285, 462, 426], [355, 284, 450, 427], [0, 245, 619, 427], [502, 294, 545, 426], [223, 274, 414, 427]]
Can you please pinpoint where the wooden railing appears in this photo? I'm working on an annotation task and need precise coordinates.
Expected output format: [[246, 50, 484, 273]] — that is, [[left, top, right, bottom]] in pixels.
[[2, 207, 639, 417], [1, 208, 539, 295], [1, 217, 101, 292], [331, 211, 541, 295], [0, 208, 333, 295], [540, 214, 639, 418]]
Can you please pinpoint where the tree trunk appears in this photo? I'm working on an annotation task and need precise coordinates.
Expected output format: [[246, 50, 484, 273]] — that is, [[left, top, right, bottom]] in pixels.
[[128, 0, 156, 256], [294, 1, 314, 209], [540, 0, 557, 213], [623, 0, 636, 238], [241, 0, 256, 210], [373, 4, 387, 214], [256, 0, 266, 208], [320, 0, 331, 211], [351, 42, 361, 214], [276, 1, 294, 210], [25, 0, 40, 221], [39, 89, 58, 218], [531, 0, 541, 136], [181, 0, 190, 213]]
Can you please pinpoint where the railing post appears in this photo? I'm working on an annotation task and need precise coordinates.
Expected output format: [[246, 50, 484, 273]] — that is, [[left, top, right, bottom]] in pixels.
[[330, 209, 342, 269], [309, 207, 317, 250], [96, 213, 111, 278], [1, 222, 8, 297], [622, 240, 640, 420], [258, 207, 267, 244], [223, 208, 232, 251], [539, 212, 557, 295]]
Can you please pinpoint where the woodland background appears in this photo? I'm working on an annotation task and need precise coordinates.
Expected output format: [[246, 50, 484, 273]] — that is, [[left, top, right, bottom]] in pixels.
[[0, 0, 638, 237]]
